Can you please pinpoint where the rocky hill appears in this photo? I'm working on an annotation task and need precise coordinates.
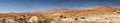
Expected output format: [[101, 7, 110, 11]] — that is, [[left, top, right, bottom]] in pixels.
[[0, 6, 120, 23]]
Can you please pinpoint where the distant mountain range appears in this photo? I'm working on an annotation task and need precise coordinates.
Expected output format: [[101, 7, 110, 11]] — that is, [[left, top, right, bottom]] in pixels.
[[0, 6, 120, 17]]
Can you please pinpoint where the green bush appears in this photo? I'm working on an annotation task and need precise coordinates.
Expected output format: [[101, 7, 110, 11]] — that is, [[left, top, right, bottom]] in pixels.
[[37, 20, 44, 23]]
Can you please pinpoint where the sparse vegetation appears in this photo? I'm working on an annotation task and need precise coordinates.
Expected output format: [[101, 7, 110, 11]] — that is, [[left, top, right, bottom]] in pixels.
[[80, 17, 85, 19], [0, 6, 120, 23], [37, 20, 44, 23], [74, 18, 78, 20]]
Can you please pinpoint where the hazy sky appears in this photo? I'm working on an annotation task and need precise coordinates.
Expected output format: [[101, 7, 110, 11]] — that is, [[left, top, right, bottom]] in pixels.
[[0, 0, 120, 13]]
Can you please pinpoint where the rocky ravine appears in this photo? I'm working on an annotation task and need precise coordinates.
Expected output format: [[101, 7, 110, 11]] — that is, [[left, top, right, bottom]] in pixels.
[[0, 6, 120, 23]]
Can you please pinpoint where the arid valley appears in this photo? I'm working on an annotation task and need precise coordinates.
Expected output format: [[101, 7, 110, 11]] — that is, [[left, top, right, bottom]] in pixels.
[[0, 6, 120, 23]]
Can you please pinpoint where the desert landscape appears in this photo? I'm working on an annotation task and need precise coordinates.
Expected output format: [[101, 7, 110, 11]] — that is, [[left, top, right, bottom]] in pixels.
[[0, 0, 119, 23], [0, 6, 120, 23]]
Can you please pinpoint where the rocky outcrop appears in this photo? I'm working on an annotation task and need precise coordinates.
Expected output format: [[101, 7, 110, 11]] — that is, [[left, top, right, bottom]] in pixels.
[[28, 16, 38, 23]]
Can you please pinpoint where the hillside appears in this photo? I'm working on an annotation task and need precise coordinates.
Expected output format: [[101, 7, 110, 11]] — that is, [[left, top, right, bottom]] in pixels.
[[0, 6, 120, 23]]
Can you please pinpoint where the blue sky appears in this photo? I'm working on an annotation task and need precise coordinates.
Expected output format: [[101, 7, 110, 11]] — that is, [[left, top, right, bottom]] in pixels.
[[0, 0, 120, 13]]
